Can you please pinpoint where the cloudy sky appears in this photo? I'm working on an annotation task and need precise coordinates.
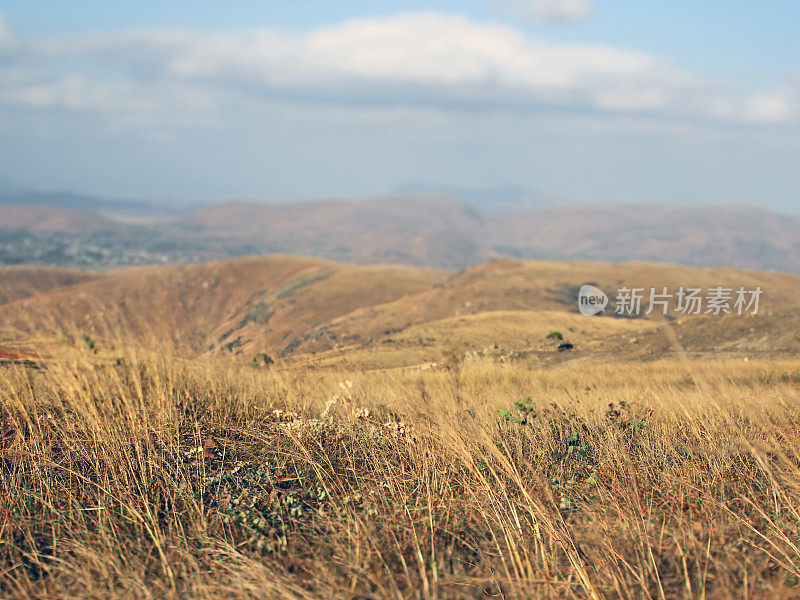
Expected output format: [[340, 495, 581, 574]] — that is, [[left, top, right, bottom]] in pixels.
[[0, 0, 798, 209]]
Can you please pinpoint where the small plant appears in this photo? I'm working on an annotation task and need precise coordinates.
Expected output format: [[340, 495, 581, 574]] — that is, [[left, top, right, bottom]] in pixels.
[[499, 396, 537, 425], [565, 429, 592, 459], [252, 353, 274, 368], [547, 331, 563, 340], [498, 408, 515, 422]]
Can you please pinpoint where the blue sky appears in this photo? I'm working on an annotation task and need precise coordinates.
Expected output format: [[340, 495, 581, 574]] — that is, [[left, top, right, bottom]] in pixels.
[[0, 1, 798, 209]]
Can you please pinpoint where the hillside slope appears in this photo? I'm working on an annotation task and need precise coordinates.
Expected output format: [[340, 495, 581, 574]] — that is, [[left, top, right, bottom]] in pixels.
[[4, 256, 800, 364], [0, 265, 103, 304], [0, 255, 444, 355], [289, 259, 800, 355]]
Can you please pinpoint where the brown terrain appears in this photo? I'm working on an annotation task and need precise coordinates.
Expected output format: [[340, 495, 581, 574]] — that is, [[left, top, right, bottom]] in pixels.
[[1, 255, 799, 367], [0, 255, 444, 356]]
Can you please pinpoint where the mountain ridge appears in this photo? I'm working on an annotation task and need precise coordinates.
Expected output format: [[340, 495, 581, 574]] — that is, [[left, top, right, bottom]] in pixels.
[[1, 190, 799, 273]]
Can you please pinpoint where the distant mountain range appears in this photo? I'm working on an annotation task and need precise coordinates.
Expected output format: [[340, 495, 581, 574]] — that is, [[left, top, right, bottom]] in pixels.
[[0, 184, 798, 273], [174, 196, 800, 272], [392, 183, 556, 212]]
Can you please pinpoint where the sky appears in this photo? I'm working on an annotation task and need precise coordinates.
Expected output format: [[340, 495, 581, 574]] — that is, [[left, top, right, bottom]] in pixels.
[[0, 0, 798, 209]]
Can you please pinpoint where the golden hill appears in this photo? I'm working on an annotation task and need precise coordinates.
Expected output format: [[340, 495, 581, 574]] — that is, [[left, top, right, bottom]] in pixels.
[[5, 256, 800, 598], [289, 259, 800, 355], [3, 255, 800, 367], [0, 255, 444, 356]]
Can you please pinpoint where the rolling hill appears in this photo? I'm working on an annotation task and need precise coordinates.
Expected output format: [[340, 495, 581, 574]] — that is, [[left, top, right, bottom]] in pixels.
[[3, 255, 800, 366], [285, 259, 800, 354], [0, 255, 445, 356]]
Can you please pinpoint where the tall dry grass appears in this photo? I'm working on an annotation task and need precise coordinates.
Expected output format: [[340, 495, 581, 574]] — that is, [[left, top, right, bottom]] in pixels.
[[2, 345, 800, 598]]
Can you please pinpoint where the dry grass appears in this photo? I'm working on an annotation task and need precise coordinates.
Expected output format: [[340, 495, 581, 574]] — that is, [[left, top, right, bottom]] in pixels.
[[2, 341, 800, 599]]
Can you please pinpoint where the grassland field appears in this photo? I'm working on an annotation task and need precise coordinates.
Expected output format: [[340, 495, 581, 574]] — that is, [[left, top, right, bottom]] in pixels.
[[1, 257, 800, 599]]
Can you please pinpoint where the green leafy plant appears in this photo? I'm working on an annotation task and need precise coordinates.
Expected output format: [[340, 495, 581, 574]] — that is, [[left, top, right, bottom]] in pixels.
[[547, 331, 563, 340], [499, 396, 537, 425], [565, 429, 592, 459]]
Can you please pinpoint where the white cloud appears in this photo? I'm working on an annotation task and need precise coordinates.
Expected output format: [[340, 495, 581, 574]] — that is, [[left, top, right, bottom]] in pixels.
[[508, 0, 595, 23], [746, 92, 794, 124], [743, 75, 800, 124], [0, 11, 795, 131]]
